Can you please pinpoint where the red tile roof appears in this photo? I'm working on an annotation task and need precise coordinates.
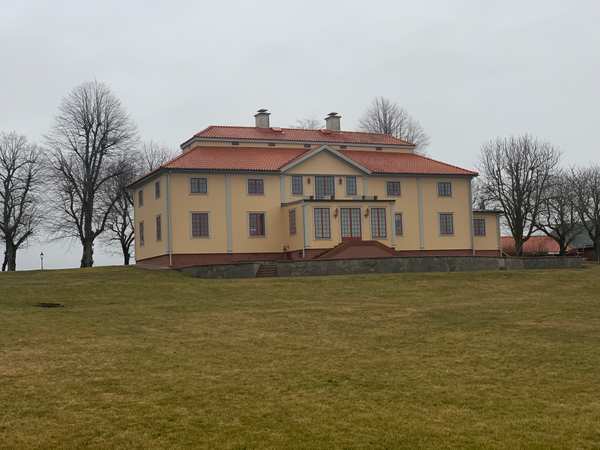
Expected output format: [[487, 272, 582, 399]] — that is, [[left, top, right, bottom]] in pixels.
[[501, 236, 564, 254], [188, 125, 414, 147], [156, 146, 476, 176], [340, 150, 477, 176], [164, 147, 306, 171]]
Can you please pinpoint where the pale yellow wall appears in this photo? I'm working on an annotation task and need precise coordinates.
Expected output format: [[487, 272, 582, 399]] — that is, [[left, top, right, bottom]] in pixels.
[[229, 175, 285, 253], [286, 151, 363, 176], [367, 177, 420, 251], [281, 204, 305, 252], [169, 173, 228, 254], [473, 213, 500, 251], [303, 202, 394, 250], [132, 150, 498, 259], [283, 151, 365, 200], [421, 178, 472, 250], [133, 174, 167, 260]]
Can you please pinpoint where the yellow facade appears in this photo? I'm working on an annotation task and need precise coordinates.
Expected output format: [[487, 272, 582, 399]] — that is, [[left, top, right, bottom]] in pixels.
[[132, 144, 500, 262]]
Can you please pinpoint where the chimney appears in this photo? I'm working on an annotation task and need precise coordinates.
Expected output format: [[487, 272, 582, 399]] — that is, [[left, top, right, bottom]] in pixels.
[[325, 112, 341, 131], [254, 108, 270, 128]]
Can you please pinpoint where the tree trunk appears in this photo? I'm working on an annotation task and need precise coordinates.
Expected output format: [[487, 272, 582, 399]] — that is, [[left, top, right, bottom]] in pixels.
[[2, 250, 8, 271], [514, 236, 525, 256], [80, 239, 94, 268], [559, 238, 568, 256], [123, 248, 130, 266], [5, 241, 16, 271]]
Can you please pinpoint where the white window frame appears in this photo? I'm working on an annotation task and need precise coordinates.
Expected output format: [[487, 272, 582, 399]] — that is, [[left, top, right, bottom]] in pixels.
[[190, 177, 208, 195], [439, 212, 454, 236], [190, 211, 210, 239]]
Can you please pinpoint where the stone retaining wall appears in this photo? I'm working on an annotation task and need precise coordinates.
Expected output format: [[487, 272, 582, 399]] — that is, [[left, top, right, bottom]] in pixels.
[[179, 256, 583, 279]]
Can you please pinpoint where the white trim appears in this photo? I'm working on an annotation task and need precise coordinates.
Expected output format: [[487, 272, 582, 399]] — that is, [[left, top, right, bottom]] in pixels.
[[302, 204, 309, 253], [181, 136, 415, 151], [190, 211, 211, 239], [468, 180, 474, 254], [417, 177, 424, 249], [189, 176, 208, 195], [438, 212, 455, 236], [369, 207, 388, 240], [246, 176, 266, 196], [225, 175, 232, 252], [166, 172, 172, 266], [279, 175, 285, 203], [247, 211, 267, 238], [280, 145, 372, 174]]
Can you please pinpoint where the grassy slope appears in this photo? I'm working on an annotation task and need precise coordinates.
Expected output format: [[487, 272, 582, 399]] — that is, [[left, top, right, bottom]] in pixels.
[[1, 266, 600, 449]]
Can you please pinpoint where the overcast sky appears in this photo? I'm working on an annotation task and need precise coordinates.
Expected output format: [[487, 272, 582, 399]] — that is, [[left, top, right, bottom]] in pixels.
[[1, 0, 599, 270]]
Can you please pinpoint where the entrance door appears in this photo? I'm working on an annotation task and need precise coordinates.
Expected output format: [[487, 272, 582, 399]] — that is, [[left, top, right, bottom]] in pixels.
[[340, 208, 362, 240]]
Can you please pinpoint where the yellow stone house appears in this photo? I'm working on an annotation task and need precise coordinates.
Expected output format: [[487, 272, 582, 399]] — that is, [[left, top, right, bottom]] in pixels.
[[129, 110, 501, 267]]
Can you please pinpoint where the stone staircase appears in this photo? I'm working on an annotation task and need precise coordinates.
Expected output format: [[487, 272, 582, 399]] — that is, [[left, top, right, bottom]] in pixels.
[[255, 263, 278, 278]]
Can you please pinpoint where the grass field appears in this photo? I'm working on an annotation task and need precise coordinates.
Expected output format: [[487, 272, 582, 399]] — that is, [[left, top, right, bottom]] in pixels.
[[1, 266, 600, 449]]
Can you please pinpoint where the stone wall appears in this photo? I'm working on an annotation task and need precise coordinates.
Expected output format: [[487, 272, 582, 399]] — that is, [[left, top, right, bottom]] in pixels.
[[179, 256, 583, 279]]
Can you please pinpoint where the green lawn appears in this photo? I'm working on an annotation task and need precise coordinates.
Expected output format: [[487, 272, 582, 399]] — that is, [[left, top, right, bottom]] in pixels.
[[1, 266, 600, 449]]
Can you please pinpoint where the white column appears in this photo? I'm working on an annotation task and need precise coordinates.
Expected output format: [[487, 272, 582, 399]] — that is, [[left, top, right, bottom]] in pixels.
[[225, 174, 233, 254]]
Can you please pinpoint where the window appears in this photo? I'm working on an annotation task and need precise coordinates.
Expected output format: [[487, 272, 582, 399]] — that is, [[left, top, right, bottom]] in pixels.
[[387, 181, 401, 196], [438, 181, 452, 197], [474, 218, 486, 236], [394, 213, 403, 236], [155, 215, 162, 241], [289, 209, 297, 235], [191, 212, 209, 238], [371, 208, 387, 239], [248, 179, 264, 195], [190, 177, 207, 194], [314, 208, 331, 239], [341, 208, 361, 238], [346, 176, 357, 196], [138, 190, 144, 207], [291, 175, 303, 195], [315, 176, 335, 198], [139, 222, 144, 246], [439, 213, 454, 235], [155, 181, 160, 199], [249, 212, 265, 236]]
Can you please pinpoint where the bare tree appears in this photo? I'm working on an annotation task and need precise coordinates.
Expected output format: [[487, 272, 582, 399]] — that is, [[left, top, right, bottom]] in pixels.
[[139, 140, 174, 171], [46, 81, 137, 268], [358, 97, 430, 152], [290, 118, 321, 130], [536, 171, 578, 255], [102, 142, 173, 265], [571, 166, 600, 262], [471, 178, 489, 210], [0, 132, 43, 271], [479, 135, 560, 256]]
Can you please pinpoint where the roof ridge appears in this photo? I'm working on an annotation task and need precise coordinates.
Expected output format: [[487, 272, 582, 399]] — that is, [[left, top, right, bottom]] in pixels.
[[193, 124, 414, 145]]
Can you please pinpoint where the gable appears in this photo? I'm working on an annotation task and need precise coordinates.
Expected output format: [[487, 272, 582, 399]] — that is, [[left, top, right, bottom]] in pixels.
[[282, 146, 370, 175]]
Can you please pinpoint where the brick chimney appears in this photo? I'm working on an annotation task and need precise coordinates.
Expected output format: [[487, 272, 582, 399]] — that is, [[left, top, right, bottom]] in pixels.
[[254, 108, 270, 128], [325, 112, 341, 131]]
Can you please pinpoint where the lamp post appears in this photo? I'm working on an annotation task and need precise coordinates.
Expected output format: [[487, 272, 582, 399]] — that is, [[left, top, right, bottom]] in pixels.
[[40, 252, 44, 271]]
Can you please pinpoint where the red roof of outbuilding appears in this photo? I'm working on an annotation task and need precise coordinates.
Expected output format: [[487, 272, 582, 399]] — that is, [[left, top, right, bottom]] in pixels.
[[189, 125, 414, 147], [158, 146, 476, 176], [501, 236, 564, 254]]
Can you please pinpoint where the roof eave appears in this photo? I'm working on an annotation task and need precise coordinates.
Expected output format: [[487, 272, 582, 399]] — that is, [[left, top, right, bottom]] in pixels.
[[181, 135, 416, 150]]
